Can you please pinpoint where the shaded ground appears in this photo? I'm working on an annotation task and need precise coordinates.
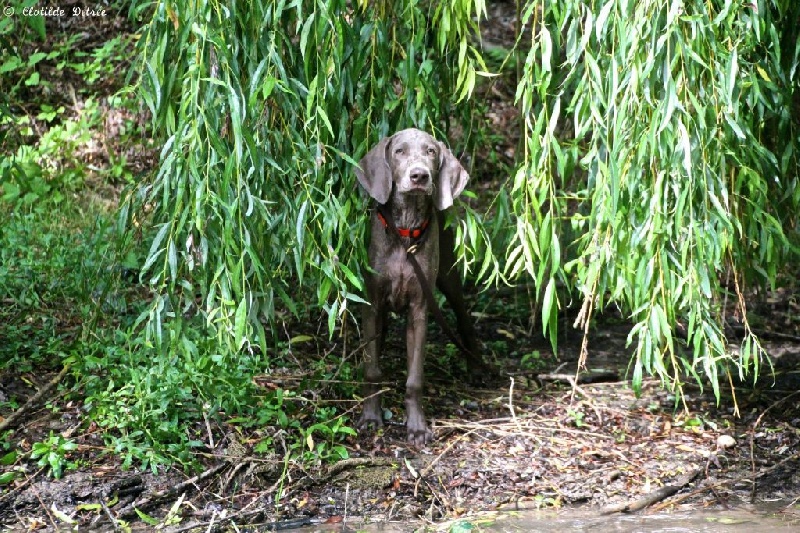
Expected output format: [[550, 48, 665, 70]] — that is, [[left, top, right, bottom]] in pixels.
[[2, 1, 800, 531], [2, 291, 800, 531]]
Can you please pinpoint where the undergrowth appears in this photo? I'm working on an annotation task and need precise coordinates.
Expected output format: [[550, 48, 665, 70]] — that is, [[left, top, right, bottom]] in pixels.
[[0, 2, 358, 479], [0, 202, 358, 476], [0, 196, 358, 474]]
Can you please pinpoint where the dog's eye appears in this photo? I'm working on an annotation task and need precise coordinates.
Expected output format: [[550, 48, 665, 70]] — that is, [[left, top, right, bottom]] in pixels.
[[427, 147, 436, 156], [395, 147, 404, 155]]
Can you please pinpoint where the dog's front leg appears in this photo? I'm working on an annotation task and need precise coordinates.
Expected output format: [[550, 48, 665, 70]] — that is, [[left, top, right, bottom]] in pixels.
[[359, 295, 385, 430], [405, 299, 432, 445]]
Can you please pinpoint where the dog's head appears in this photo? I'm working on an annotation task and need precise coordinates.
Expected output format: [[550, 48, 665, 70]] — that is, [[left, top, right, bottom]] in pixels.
[[355, 128, 469, 210]]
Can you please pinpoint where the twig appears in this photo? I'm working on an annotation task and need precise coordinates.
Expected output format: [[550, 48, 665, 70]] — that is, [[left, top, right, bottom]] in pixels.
[[537, 370, 619, 384], [0, 466, 46, 506], [120, 463, 228, 518], [600, 467, 702, 514], [202, 403, 215, 449], [166, 508, 269, 533], [507, 377, 522, 432], [651, 450, 800, 512], [29, 475, 57, 530], [749, 390, 800, 502], [573, 264, 600, 394], [728, 323, 800, 343], [204, 509, 218, 533], [343, 482, 350, 531], [437, 417, 614, 440], [101, 498, 122, 532], [0, 365, 70, 432], [420, 428, 480, 479]]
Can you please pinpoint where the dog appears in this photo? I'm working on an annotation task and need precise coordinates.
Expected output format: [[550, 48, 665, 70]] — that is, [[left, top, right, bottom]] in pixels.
[[355, 128, 480, 445]]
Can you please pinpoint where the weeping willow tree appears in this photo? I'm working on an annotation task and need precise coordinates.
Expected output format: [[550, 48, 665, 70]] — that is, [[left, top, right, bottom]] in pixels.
[[510, 0, 800, 399], [125, 0, 799, 417], [122, 0, 493, 356]]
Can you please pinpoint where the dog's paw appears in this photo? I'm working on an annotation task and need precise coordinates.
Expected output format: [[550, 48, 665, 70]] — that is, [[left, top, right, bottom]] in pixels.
[[357, 411, 384, 431], [406, 425, 433, 446], [406, 411, 433, 446]]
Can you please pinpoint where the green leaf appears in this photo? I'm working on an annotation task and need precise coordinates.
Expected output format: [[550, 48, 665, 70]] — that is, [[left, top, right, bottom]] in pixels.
[[541, 277, 557, 338], [76, 503, 102, 512], [135, 508, 160, 526], [726, 48, 738, 104], [0, 450, 17, 466], [299, 12, 315, 60], [296, 198, 308, 255], [595, 1, 613, 41], [24, 71, 40, 86], [316, 105, 333, 136], [234, 298, 248, 348], [167, 239, 177, 282], [28, 52, 47, 66], [540, 26, 552, 73], [338, 263, 363, 291], [724, 114, 745, 139], [0, 56, 22, 73], [28, 15, 45, 40]]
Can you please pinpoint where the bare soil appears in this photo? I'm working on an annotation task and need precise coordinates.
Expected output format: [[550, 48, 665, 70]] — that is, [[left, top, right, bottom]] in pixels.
[[2, 289, 800, 531]]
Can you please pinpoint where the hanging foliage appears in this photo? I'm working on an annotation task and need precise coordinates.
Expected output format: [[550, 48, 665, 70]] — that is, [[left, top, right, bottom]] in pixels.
[[510, 0, 800, 398], [124, 0, 493, 355]]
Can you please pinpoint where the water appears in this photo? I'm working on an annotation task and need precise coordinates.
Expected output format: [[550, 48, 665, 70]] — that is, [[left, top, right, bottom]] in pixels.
[[286, 504, 800, 532], [477, 507, 799, 532]]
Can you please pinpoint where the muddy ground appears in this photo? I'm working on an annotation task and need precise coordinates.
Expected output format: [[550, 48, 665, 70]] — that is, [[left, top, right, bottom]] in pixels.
[[2, 1, 800, 531], [2, 291, 800, 531]]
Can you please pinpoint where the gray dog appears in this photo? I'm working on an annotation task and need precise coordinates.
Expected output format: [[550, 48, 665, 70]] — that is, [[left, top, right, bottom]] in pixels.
[[355, 128, 480, 445]]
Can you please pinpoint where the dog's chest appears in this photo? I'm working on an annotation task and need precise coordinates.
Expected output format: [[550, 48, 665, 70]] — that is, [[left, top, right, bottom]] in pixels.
[[378, 247, 434, 310]]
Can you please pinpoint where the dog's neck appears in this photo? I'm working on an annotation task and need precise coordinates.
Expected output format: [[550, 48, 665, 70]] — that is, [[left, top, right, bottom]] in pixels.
[[386, 191, 432, 232]]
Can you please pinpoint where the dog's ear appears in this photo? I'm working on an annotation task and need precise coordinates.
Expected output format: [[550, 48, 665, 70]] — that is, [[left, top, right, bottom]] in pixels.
[[355, 136, 393, 204], [434, 142, 469, 210]]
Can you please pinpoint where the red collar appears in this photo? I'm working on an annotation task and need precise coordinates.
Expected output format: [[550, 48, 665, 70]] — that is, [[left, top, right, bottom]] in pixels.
[[376, 209, 430, 240]]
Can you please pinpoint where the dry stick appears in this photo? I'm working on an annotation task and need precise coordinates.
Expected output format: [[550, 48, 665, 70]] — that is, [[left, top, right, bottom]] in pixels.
[[326, 456, 394, 478], [600, 467, 703, 515], [507, 376, 523, 433], [204, 510, 218, 533], [29, 475, 58, 530], [100, 498, 122, 532], [0, 466, 46, 506], [437, 418, 613, 440], [343, 482, 350, 531], [572, 265, 599, 402], [328, 311, 356, 385], [420, 428, 481, 479], [787, 493, 800, 509], [119, 463, 228, 518], [329, 387, 389, 427], [167, 507, 264, 533], [650, 450, 800, 512], [412, 429, 483, 516], [749, 390, 800, 502], [0, 365, 70, 432], [731, 327, 800, 343], [202, 403, 215, 449]]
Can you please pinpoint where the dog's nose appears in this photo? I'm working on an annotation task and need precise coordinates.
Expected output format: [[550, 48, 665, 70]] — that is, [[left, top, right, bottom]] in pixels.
[[409, 168, 430, 184]]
